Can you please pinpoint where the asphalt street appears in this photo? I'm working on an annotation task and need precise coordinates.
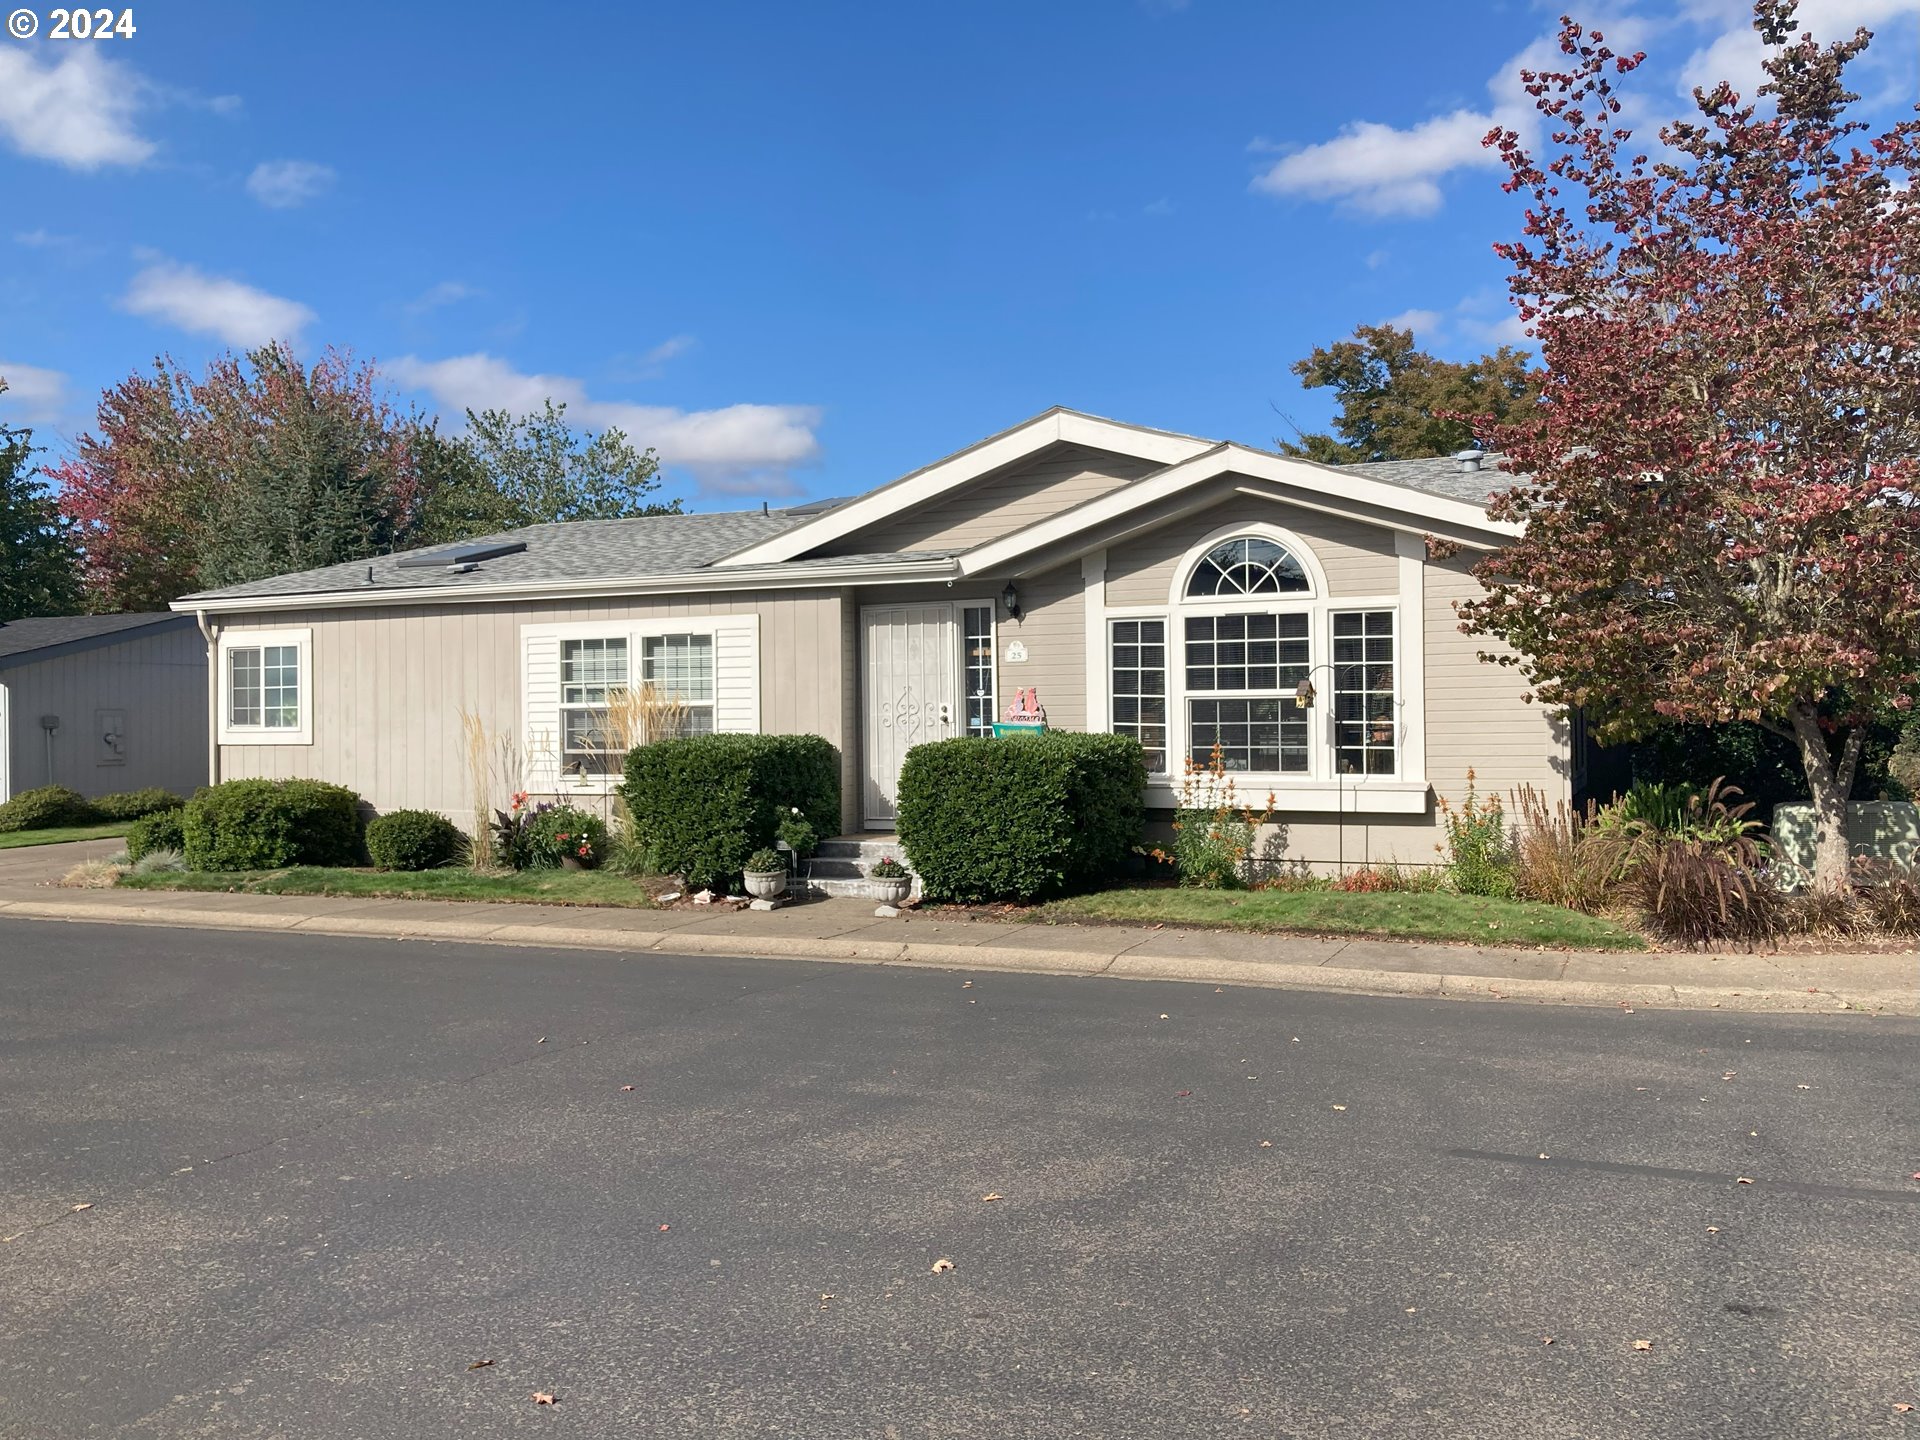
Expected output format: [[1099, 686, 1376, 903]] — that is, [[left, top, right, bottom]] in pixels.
[[0, 918, 1915, 1439]]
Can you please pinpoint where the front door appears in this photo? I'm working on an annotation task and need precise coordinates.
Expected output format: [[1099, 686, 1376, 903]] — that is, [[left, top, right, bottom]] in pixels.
[[862, 603, 959, 827]]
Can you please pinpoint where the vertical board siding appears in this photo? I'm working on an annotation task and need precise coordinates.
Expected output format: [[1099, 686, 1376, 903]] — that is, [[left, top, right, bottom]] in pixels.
[[218, 590, 845, 824], [1104, 494, 1399, 605], [822, 445, 1162, 556], [1, 626, 208, 801]]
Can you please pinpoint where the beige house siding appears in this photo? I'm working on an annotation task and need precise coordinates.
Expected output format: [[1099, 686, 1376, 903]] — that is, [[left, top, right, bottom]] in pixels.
[[1, 625, 208, 802], [1104, 493, 1399, 606], [1423, 554, 1569, 812], [822, 444, 1161, 557], [216, 591, 848, 827]]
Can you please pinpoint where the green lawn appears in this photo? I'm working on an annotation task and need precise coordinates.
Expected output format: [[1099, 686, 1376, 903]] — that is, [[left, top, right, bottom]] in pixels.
[[0, 823, 130, 849], [119, 866, 658, 907], [1034, 887, 1646, 950]]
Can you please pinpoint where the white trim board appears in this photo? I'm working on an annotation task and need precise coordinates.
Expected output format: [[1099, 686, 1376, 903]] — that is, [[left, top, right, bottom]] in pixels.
[[715, 409, 1216, 568], [960, 443, 1516, 578]]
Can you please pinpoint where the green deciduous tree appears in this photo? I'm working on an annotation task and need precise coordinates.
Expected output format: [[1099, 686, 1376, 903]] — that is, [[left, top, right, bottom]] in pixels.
[[0, 379, 83, 621], [414, 402, 678, 543], [1279, 324, 1542, 463]]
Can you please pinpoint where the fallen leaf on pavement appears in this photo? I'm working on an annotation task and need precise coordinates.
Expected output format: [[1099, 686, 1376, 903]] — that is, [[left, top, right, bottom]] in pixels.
[[1736, 1177, 1755, 1185], [1331, 1104, 1347, 1112], [1158, 1014, 1170, 1021], [1632, 1340, 1653, 1352], [70, 1203, 92, 1213], [619, 1085, 635, 1093], [1538, 1153, 1551, 1161], [467, 1359, 495, 1371], [1723, 1071, 1737, 1081], [930, 1257, 955, 1273], [531, 1391, 557, 1405], [658, 1223, 671, 1232], [1258, 1140, 1273, 1148], [1796, 1084, 1811, 1090], [1895, 1403, 1913, 1413], [1706, 1226, 1720, 1234], [961, 981, 972, 989], [1175, 1090, 1191, 1098], [1542, 1337, 1556, 1346], [981, 1193, 1002, 1203], [536, 1036, 546, 1045]]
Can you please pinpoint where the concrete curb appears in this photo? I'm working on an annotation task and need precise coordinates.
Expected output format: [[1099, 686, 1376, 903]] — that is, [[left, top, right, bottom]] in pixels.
[[3, 895, 1912, 1015]]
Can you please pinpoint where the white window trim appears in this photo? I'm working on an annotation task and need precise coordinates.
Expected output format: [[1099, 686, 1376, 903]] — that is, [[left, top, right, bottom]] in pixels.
[[520, 615, 756, 794], [1092, 523, 1429, 810], [216, 627, 313, 746], [959, 598, 999, 738]]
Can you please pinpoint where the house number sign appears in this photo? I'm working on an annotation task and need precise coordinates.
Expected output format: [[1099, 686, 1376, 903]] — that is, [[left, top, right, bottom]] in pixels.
[[1003, 640, 1028, 663]]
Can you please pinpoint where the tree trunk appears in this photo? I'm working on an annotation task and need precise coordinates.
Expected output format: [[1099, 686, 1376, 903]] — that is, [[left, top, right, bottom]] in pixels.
[[1786, 703, 1865, 894]]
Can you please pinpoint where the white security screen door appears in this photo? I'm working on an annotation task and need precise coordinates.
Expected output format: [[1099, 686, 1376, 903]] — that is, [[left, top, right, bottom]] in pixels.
[[862, 603, 959, 827]]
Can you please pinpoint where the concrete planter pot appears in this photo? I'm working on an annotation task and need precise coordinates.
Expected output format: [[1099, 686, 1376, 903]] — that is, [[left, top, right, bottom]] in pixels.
[[871, 875, 912, 906], [743, 869, 788, 901]]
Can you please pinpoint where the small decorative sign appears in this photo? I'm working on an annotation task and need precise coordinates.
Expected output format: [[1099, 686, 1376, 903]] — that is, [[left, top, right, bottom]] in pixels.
[[1004, 640, 1029, 663]]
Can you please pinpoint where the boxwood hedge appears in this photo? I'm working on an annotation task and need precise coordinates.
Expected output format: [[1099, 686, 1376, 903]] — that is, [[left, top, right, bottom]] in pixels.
[[896, 732, 1146, 902], [182, 779, 364, 870], [366, 808, 466, 871], [622, 733, 838, 891]]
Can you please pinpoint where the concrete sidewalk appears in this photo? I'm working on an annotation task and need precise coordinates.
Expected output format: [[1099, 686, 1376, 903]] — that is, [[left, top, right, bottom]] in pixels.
[[0, 838, 1912, 1014]]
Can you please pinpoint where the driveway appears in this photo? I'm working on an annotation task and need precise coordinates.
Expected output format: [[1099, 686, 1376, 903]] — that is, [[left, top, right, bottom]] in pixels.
[[1, 918, 1916, 1438]]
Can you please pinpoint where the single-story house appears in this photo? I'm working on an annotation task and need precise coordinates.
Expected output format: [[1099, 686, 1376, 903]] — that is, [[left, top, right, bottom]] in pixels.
[[172, 408, 1568, 868], [0, 612, 209, 804]]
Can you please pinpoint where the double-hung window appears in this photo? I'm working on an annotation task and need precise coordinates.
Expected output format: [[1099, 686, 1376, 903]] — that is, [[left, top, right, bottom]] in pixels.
[[641, 633, 716, 737], [560, 637, 629, 775], [219, 629, 310, 743], [1184, 612, 1310, 772], [1332, 611, 1396, 775], [1109, 619, 1167, 772]]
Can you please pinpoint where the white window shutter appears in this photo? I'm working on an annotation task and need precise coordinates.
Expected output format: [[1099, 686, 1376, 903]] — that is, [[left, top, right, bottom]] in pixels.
[[521, 629, 563, 790], [711, 614, 761, 733]]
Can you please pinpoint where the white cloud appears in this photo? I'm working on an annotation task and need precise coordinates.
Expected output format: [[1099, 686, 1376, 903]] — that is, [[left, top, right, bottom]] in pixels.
[[404, 280, 481, 316], [1679, 0, 1920, 98], [1380, 308, 1444, 338], [1142, 197, 1175, 217], [1364, 248, 1390, 270], [388, 352, 823, 478], [120, 259, 315, 347], [1251, 109, 1507, 217], [0, 47, 153, 170], [0, 362, 67, 424], [246, 159, 336, 209], [642, 334, 696, 367]]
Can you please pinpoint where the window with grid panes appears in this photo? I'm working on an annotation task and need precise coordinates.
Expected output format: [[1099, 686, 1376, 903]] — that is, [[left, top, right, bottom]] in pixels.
[[1332, 611, 1395, 775], [1183, 612, 1310, 772], [963, 605, 995, 737], [560, 637, 628, 774], [1108, 618, 1167, 772], [641, 633, 715, 737]]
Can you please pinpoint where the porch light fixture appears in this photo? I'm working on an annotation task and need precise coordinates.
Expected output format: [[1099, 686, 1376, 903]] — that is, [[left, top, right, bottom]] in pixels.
[[1001, 581, 1021, 619], [1293, 677, 1316, 709]]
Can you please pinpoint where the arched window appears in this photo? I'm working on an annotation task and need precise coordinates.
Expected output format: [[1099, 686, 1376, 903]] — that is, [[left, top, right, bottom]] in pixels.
[[1184, 537, 1309, 598]]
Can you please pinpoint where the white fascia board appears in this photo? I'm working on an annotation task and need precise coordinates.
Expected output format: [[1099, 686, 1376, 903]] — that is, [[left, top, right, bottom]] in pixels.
[[957, 444, 1516, 577], [171, 556, 959, 617], [713, 409, 1216, 568]]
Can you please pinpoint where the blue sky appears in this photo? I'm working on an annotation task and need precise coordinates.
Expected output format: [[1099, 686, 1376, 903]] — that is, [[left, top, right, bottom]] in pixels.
[[2, 0, 1916, 509]]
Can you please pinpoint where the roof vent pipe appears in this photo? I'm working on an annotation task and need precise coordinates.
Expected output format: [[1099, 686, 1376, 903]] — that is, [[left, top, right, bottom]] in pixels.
[[1453, 449, 1484, 473]]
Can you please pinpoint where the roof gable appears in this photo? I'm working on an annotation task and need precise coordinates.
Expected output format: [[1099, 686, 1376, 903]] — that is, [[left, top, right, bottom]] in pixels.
[[0, 612, 192, 669], [714, 408, 1216, 567]]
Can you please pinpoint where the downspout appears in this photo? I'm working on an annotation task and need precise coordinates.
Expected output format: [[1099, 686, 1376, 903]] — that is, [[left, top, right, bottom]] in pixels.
[[196, 609, 219, 787]]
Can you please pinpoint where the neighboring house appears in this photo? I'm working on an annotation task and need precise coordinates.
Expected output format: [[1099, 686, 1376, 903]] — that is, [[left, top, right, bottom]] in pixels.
[[173, 409, 1566, 868], [0, 613, 209, 804]]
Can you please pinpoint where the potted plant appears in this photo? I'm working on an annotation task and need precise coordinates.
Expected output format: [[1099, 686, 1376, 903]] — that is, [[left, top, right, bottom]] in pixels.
[[743, 846, 788, 900], [868, 854, 912, 906]]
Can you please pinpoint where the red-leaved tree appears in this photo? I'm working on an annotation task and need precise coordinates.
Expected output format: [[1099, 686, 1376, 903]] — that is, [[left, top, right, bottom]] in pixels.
[[1461, 0, 1920, 891]]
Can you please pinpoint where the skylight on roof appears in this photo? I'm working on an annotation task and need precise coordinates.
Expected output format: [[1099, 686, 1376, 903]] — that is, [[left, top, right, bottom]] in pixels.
[[394, 540, 529, 570]]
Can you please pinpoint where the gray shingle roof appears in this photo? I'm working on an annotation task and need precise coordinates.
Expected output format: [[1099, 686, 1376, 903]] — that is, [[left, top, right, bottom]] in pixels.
[[1344, 453, 1515, 504], [0, 612, 189, 666], [181, 509, 834, 601]]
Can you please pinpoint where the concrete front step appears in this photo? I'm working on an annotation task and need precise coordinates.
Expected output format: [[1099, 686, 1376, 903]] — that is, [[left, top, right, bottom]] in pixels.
[[796, 835, 917, 900]]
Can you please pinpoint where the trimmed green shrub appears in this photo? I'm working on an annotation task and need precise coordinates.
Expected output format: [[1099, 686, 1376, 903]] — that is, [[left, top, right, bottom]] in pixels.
[[622, 734, 839, 891], [896, 733, 1146, 902], [525, 805, 609, 869], [93, 788, 185, 822], [0, 784, 99, 832], [125, 809, 187, 862], [366, 808, 465, 871], [182, 779, 364, 870]]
